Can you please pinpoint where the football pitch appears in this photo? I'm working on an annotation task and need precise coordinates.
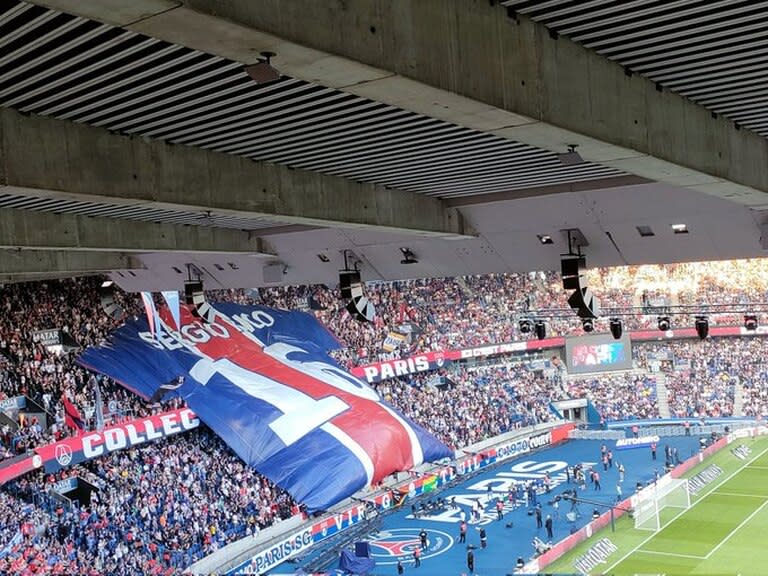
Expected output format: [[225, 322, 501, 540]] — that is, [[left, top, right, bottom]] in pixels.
[[546, 435, 768, 575]]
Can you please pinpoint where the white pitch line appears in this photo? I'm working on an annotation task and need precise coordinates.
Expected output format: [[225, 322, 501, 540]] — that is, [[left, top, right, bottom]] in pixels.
[[704, 499, 768, 560], [745, 465, 768, 469], [603, 443, 768, 573], [636, 549, 706, 560], [712, 491, 768, 499]]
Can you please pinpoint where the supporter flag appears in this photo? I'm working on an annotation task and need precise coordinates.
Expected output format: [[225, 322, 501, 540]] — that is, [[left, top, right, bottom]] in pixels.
[[78, 301, 453, 512], [382, 331, 407, 353], [161, 290, 181, 330], [140, 292, 160, 338], [422, 474, 438, 494], [0, 530, 21, 559], [62, 395, 85, 431]]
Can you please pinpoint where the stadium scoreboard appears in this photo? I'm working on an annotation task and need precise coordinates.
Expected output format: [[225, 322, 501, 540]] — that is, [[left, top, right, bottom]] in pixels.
[[564, 332, 633, 374]]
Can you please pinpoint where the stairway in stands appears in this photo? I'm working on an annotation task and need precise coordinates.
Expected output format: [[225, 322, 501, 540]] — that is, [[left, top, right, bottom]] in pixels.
[[655, 372, 672, 418], [732, 378, 745, 417]]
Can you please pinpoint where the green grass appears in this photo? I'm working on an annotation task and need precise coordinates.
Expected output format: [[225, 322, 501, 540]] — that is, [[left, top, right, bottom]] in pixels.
[[545, 435, 768, 575]]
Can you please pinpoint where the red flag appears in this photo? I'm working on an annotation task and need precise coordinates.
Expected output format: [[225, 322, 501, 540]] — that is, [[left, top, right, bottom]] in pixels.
[[62, 395, 85, 431]]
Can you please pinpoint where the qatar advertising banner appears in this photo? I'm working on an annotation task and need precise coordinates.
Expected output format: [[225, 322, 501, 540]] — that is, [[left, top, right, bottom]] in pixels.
[[35, 408, 199, 473], [79, 303, 452, 512]]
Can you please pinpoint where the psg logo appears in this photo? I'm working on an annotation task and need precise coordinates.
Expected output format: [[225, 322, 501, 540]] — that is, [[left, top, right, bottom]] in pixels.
[[55, 444, 73, 467], [369, 528, 453, 565]]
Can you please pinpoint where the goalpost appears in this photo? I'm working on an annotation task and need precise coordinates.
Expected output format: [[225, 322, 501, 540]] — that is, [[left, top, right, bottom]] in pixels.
[[634, 478, 691, 531]]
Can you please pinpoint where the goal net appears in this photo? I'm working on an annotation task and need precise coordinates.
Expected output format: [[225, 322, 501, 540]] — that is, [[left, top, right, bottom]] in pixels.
[[633, 478, 691, 531]]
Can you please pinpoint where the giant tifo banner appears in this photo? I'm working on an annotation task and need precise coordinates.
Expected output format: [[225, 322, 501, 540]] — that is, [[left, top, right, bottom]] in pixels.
[[78, 303, 452, 512], [352, 325, 768, 383], [35, 407, 199, 473]]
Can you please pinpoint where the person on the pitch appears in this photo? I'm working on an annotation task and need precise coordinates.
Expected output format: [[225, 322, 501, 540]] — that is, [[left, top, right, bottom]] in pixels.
[[419, 528, 427, 549], [467, 549, 475, 574]]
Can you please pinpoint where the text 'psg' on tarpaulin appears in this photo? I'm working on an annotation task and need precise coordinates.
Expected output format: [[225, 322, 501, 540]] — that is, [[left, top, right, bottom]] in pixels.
[[77, 302, 453, 512]]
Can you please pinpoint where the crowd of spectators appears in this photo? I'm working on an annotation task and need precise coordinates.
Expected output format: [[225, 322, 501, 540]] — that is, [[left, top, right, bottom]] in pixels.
[[0, 280, 297, 574], [1, 259, 768, 573], [375, 360, 562, 449], [244, 259, 768, 367], [0, 424, 295, 575], [567, 373, 659, 421]]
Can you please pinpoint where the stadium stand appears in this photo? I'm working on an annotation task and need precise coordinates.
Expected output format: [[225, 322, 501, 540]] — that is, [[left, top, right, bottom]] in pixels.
[[1, 260, 768, 572]]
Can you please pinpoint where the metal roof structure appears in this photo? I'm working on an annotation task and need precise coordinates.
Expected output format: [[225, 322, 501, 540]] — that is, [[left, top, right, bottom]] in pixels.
[[503, 0, 768, 137], [0, 0, 766, 288]]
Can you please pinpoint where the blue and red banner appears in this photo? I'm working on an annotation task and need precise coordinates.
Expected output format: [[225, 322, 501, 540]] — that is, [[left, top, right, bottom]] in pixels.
[[35, 407, 199, 473], [78, 302, 452, 512]]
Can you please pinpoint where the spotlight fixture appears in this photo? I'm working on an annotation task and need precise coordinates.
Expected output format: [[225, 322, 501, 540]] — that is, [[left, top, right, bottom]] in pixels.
[[400, 247, 418, 265], [244, 51, 281, 84], [695, 315, 709, 340], [582, 318, 595, 333], [745, 315, 758, 331], [519, 318, 533, 334], [557, 144, 585, 166], [671, 223, 688, 234], [609, 318, 623, 340], [534, 320, 547, 340], [537, 234, 554, 245], [657, 316, 671, 332]]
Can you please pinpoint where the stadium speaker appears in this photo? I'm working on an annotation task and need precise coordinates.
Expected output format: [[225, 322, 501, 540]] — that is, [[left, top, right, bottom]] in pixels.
[[184, 280, 203, 305], [745, 315, 758, 331], [346, 296, 375, 323], [534, 320, 546, 340], [561, 255, 586, 291], [99, 281, 124, 320], [609, 318, 623, 340], [339, 271, 362, 300], [695, 316, 709, 340], [657, 316, 671, 332], [184, 280, 214, 323], [581, 318, 594, 333], [567, 287, 600, 319], [519, 318, 533, 334]]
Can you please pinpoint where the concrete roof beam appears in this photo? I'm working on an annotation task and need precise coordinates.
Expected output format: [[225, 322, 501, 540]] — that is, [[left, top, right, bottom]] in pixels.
[[0, 108, 469, 238], [32, 0, 768, 204]]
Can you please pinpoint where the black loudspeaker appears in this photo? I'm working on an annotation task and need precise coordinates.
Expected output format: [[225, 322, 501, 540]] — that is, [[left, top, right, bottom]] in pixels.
[[561, 256, 586, 290], [568, 287, 599, 319], [184, 281, 214, 323], [609, 318, 623, 340], [99, 283, 124, 320], [347, 296, 375, 323], [184, 281, 203, 305], [745, 315, 758, 331], [695, 316, 709, 340], [339, 271, 362, 300], [534, 320, 546, 340]]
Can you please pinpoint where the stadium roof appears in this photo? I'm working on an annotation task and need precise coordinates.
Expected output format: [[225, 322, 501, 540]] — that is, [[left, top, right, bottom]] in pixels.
[[1, 0, 767, 288]]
